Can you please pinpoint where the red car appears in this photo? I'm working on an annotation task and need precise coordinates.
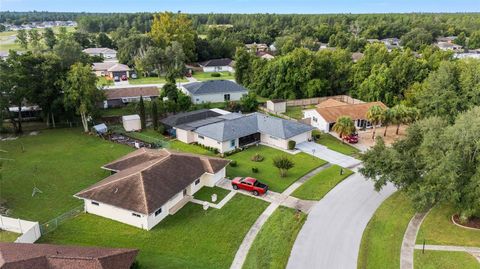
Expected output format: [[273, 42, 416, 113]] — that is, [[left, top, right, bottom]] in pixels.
[[231, 177, 268, 196], [344, 133, 359, 144], [121, 74, 128, 81]]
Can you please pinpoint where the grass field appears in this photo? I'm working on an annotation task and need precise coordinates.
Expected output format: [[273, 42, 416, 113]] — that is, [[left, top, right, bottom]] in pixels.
[[243, 207, 307, 269], [193, 186, 231, 204], [193, 71, 235, 81], [0, 128, 132, 222], [0, 230, 19, 242], [226, 145, 326, 193], [414, 250, 480, 269], [283, 106, 315, 120], [40, 195, 268, 269], [357, 192, 415, 269], [417, 204, 480, 247], [291, 165, 353, 200], [101, 106, 136, 117], [314, 131, 360, 156], [129, 76, 187, 85]]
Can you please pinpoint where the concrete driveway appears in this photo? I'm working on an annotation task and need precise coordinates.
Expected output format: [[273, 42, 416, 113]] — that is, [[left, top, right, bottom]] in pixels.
[[287, 172, 396, 269], [296, 142, 361, 168]]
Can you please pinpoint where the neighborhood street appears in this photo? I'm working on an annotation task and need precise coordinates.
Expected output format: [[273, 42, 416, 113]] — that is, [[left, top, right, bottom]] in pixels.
[[287, 171, 396, 269]]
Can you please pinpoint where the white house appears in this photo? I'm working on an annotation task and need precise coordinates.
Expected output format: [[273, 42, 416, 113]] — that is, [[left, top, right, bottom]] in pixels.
[[75, 148, 230, 230], [162, 110, 314, 154], [303, 98, 387, 132], [83, 48, 117, 59], [436, 42, 463, 51], [180, 80, 248, 104], [198, 58, 234, 72]]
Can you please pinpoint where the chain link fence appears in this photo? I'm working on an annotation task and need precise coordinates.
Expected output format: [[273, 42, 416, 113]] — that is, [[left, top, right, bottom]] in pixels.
[[39, 205, 84, 235]]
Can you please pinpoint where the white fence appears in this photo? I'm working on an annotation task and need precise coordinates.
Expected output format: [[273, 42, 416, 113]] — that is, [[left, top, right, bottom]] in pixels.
[[0, 215, 41, 243]]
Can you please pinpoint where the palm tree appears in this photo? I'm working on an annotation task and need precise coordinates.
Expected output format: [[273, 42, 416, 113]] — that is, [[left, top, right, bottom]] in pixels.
[[383, 108, 394, 137], [332, 116, 356, 140], [391, 104, 407, 135], [366, 105, 385, 139]]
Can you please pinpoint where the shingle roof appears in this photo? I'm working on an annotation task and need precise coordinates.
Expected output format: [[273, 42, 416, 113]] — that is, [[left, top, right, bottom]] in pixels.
[[104, 86, 159, 100], [315, 101, 387, 123], [83, 47, 117, 54], [199, 58, 233, 67], [195, 112, 314, 142], [160, 109, 222, 128], [0, 243, 138, 269], [107, 63, 130, 72], [317, 98, 347, 108], [183, 80, 248, 95], [75, 148, 230, 215], [92, 62, 116, 71]]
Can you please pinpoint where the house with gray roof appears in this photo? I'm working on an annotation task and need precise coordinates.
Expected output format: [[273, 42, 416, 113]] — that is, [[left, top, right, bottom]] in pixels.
[[180, 80, 248, 104], [83, 47, 117, 59], [166, 110, 314, 153], [198, 58, 234, 72]]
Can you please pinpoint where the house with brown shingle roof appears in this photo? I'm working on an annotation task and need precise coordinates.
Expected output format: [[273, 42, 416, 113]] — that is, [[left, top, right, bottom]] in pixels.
[[303, 98, 387, 132], [75, 148, 230, 230], [0, 242, 138, 269], [103, 86, 160, 108]]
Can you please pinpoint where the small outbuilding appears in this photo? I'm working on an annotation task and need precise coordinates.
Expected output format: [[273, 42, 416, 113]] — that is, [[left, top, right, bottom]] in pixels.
[[266, 100, 287, 113], [122, 115, 141, 132], [93, 123, 108, 134]]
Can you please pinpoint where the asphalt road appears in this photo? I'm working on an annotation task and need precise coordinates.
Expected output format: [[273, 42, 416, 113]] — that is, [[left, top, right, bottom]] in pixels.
[[287, 172, 396, 269]]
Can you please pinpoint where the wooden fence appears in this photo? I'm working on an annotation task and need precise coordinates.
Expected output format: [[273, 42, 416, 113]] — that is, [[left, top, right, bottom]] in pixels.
[[285, 95, 364, 107]]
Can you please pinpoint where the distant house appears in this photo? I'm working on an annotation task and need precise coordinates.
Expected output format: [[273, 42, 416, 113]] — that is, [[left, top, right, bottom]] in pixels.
[[92, 62, 131, 79], [436, 36, 457, 43], [75, 148, 230, 230], [162, 111, 314, 153], [256, 51, 275, 60], [0, 242, 138, 269], [83, 47, 117, 59], [103, 86, 160, 108], [303, 98, 387, 132], [245, 42, 269, 52], [199, 58, 234, 72], [436, 41, 463, 51], [180, 80, 248, 104]]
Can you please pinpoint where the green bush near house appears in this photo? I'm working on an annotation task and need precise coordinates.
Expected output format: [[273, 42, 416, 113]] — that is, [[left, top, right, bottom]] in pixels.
[[243, 207, 307, 269], [288, 140, 296, 150]]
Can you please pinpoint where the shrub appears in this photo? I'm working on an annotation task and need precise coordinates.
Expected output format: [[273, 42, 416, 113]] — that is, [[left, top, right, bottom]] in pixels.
[[252, 167, 259, 173], [230, 160, 237, 167], [288, 140, 296, 150], [211, 72, 221, 77], [157, 124, 166, 135], [251, 153, 264, 162], [273, 155, 295, 177]]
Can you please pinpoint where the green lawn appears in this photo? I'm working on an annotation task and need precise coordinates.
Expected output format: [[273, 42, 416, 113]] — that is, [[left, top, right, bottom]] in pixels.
[[291, 165, 353, 200], [417, 204, 480, 247], [194, 186, 231, 204], [358, 192, 416, 269], [314, 131, 360, 156], [243, 207, 307, 269], [96, 76, 114, 87], [101, 106, 136, 117], [40, 195, 268, 269], [193, 71, 235, 81], [283, 106, 315, 120], [0, 128, 132, 222], [0, 230, 19, 242], [226, 145, 326, 193], [129, 76, 187, 85], [414, 250, 480, 269]]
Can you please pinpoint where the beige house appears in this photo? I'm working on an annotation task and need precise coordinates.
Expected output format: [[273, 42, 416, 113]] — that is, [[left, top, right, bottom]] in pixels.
[[92, 62, 130, 79], [75, 148, 229, 230]]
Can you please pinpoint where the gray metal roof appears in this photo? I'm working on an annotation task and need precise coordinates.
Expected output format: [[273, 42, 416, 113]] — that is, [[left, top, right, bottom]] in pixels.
[[183, 80, 248, 95], [195, 112, 313, 142]]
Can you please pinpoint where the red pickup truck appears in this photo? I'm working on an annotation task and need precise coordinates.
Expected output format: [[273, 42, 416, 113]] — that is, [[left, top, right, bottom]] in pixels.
[[231, 177, 268, 196]]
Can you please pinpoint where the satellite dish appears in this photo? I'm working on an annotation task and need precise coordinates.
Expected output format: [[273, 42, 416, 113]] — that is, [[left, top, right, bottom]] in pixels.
[[202, 201, 209, 211], [211, 194, 217, 203]]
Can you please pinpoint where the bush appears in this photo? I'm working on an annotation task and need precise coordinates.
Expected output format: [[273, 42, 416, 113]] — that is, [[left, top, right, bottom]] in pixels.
[[157, 124, 166, 135], [211, 72, 221, 77], [288, 140, 296, 150], [251, 153, 264, 162], [230, 160, 237, 167], [273, 155, 295, 177], [252, 167, 259, 173]]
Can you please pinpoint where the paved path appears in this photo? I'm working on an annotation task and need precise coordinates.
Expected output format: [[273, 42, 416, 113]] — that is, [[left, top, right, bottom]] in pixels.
[[191, 191, 236, 209], [287, 172, 396, 269], [228, 164, 332, 269], [415, 244, 480, 263], [296, 142, 362, 169], [400, 212, 429, 269]]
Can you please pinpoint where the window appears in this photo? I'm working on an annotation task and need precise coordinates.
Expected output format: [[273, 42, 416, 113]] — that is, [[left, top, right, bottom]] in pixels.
[[198, 135, 204, 139], [154, 208, 162, 216], [269, 136, 279, 140], [91, 201, 99, 206], [132, 213, 141, 218], [224, 94, 231, 101], [195, 179, 200, 185], [196, 98, 200, 102], [230, 140, 235, 147], [313, 117, 318, 122]]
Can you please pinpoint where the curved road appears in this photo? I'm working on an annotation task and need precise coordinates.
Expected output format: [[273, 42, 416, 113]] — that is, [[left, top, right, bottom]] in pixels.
[[287, 171, 396, 269]]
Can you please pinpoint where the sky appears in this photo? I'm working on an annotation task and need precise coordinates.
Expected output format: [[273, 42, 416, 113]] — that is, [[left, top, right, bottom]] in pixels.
[[1, 0, 479, 14]]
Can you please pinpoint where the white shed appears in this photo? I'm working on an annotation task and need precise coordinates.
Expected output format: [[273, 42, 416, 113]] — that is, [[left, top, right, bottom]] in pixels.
[[266, 100, 287, 113], [122, 114, 141, 132]]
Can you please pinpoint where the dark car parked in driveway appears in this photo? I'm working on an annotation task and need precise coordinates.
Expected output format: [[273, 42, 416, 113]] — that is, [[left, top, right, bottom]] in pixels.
[[231, 177, 268, 196]]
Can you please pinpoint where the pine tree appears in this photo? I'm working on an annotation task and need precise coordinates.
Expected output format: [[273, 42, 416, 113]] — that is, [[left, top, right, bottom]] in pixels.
[[151, 101, 159, 130], [139, 96, 146, 130]]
